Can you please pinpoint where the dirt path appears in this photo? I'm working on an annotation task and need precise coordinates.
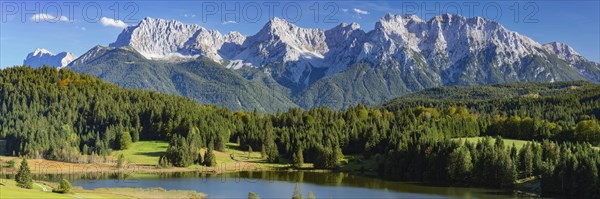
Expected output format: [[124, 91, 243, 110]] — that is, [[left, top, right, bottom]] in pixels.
[[34, 183, 48, 191]]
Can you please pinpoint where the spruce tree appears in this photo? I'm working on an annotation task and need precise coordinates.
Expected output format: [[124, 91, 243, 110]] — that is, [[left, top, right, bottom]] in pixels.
[[518, 144, 533, 178], [118, 131, 132, 150], [203, 143, 217, 167], [116, 154, 125, 168], [293, 148, 304, 168], [447, 146, 473, 184], [248, 146, 253, 160], [261, 144, 267, 159], [266, 140, 279, 163], [15, 158, 33, 189]]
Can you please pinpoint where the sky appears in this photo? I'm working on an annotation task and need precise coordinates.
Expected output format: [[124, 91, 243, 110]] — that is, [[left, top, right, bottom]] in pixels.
[[1, 0, 599, 68]]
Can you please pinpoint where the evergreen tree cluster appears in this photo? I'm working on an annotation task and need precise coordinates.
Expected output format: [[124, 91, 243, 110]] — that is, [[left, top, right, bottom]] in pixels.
[[0, 67, 234, 164]]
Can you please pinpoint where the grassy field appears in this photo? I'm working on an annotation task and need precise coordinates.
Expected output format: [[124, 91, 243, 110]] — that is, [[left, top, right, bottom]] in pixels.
[[221, 143, 290, 168], [0, 178, 121, 198], [339, 154, 381, 176], [0, 178, 206, 198], [453, 136, 600, 151], [0, 141, 282, 175], [112, 141, 169, 165], [110, 141, 287, 172], [452, 137, 534, 150]]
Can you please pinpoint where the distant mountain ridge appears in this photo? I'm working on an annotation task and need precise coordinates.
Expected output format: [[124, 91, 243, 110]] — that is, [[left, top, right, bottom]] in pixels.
[[23, 48, 75, 69], [64, 14, 600, 111]]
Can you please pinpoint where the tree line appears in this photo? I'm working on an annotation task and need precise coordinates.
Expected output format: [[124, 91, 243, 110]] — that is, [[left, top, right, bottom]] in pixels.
[[1, 67, 599, 198]]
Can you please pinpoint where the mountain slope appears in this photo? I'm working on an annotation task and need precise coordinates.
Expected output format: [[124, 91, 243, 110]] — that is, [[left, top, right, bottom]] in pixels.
[[388, 80, 600, 101], [543, 42, 600, 82], [69, 46, 296, 112], [66, 14, 599, 111]]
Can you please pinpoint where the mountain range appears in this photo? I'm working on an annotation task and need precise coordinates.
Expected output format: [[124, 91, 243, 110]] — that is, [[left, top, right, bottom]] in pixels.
[[25, 14, 600, 111]]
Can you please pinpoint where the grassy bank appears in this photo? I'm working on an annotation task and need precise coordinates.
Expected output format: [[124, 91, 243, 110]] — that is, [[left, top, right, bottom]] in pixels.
[[0, 141, 284, 175], [112, 141, 169, 165], [0, 178, 206, 199]]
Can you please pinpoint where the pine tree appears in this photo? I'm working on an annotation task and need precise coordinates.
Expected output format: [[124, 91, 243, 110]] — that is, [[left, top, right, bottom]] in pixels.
[[248, 146, 253, 160], [518, 144, 534, 178], [447, 146, 473, 184], [116, 154, 125, 168], [158, 154, 171, 168], [261, 144, 267, 159], [203, 144, 217, 167], [266, 141, 279, 163], [118, 131, 133, 150], [293, 148, 304, 168], [15, 158, 33, 189]]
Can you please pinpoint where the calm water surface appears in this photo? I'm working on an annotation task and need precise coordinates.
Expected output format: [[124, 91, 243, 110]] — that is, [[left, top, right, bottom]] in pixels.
[[67, 171, 543, 199]]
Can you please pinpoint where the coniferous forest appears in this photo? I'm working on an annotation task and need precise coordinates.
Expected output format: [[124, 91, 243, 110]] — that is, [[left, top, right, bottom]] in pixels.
[[1, 67, 599, 198]]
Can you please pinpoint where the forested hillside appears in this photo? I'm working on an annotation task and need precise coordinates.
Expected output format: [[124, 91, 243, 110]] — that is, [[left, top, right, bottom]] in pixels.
[[1, 67, 598, 198], [395, 80, 599, 101], [0, 66, 236, 161], [69, 46, 297, 112]]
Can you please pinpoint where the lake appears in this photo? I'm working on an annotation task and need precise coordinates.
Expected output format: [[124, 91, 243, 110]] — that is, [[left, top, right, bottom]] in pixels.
[[67, 171, 543, 199]]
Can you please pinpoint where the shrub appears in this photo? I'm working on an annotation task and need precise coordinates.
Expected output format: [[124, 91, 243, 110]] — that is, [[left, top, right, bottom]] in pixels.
[[52, 179, 72, 193]]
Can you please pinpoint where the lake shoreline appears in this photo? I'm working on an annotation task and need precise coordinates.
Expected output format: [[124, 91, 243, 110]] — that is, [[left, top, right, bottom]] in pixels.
[[0, 177, 208, 199], [0, 155, 544, 198], [1, 156, 547, 199], [0, 155, 278, 175]]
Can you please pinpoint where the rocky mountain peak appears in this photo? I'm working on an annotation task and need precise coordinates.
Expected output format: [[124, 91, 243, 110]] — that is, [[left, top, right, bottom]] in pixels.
[[543, 42, 582, 63], [30, 48, 53, 57], [91, 14, 597, 89], [24, 48, 74, 69]]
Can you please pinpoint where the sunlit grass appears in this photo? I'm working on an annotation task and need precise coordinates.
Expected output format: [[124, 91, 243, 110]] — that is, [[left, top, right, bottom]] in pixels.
[[112, 141, 169, 165], [452, 136, 533, 150]]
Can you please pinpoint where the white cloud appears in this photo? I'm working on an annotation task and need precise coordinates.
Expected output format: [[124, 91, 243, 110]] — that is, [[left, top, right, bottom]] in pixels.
[[353, 8, 369, 15], [31, 13, 69, 22], [100, 17, 128, 29], [80, 27, 87, 31], [221, 20, 237, 25], [341, 8, 349, 13]]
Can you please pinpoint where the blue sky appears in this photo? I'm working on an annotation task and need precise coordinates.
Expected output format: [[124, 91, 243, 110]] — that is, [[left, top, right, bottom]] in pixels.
[[1, 0, 598, 68]]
